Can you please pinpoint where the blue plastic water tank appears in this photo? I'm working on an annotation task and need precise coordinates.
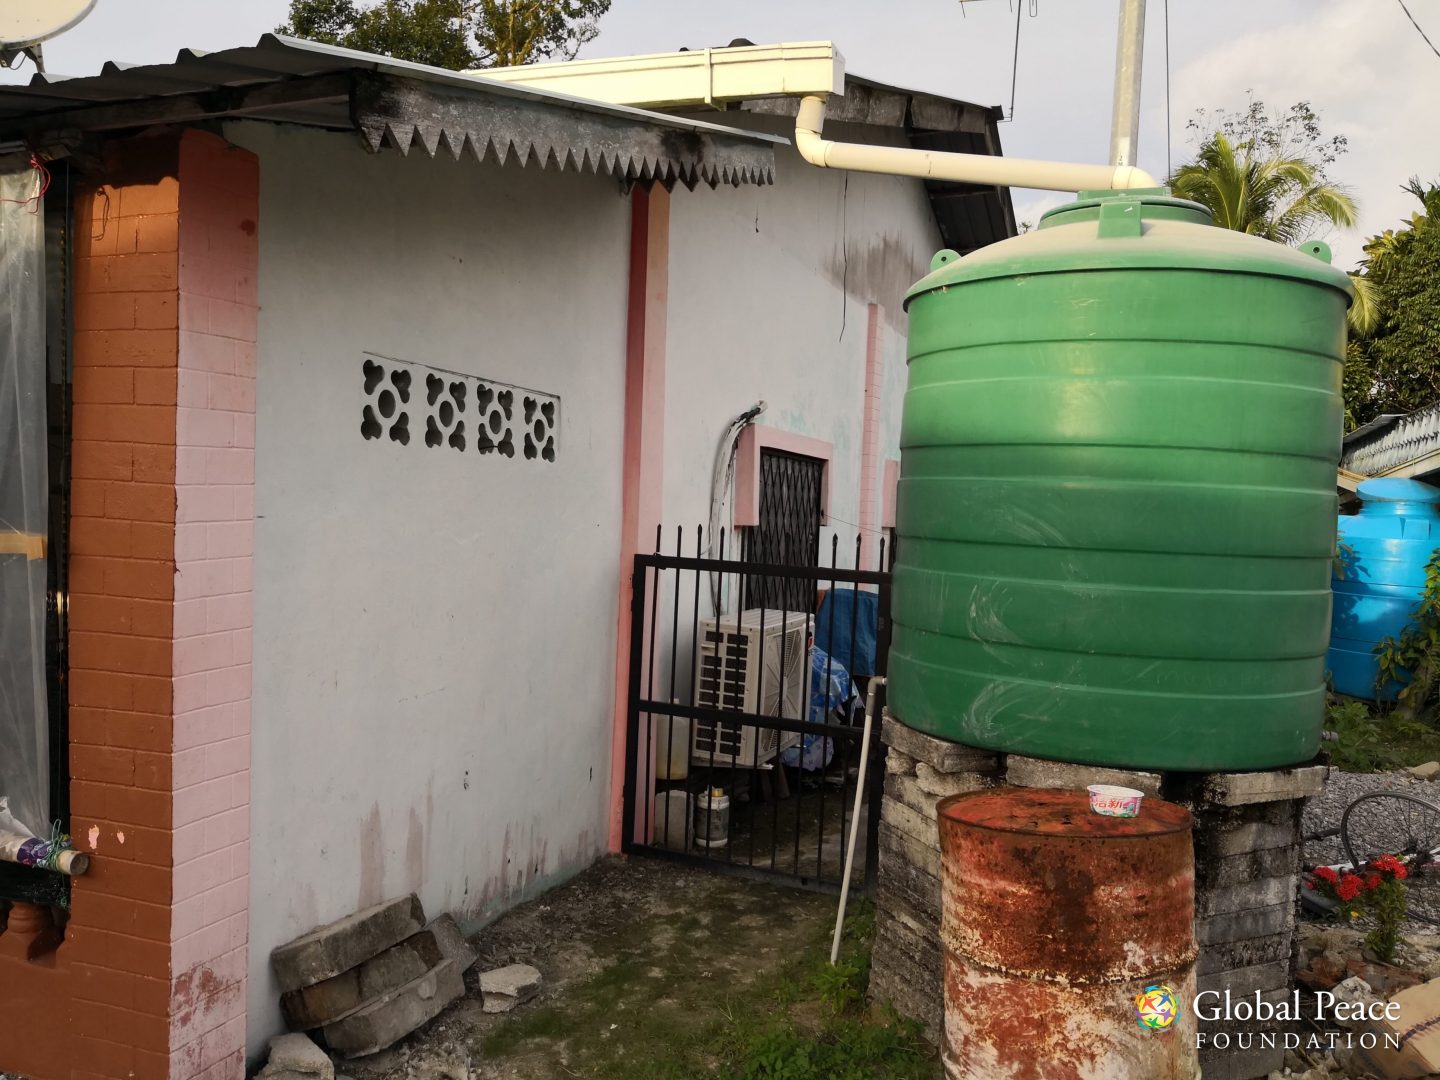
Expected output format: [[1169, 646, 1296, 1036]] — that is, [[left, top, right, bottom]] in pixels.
[[1329, 477, 1440, 700]]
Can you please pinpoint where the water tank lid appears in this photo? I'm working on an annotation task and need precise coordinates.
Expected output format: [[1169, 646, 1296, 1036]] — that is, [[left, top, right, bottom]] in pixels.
[[904, 189, 1355, 308], [1356, 478, 1440, 504]]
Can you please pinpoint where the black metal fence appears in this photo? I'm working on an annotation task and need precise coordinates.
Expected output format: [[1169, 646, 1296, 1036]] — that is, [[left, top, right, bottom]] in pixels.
[[622, 526, 892, 893]]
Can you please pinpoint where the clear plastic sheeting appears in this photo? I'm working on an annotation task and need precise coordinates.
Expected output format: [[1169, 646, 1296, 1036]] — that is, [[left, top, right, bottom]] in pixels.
[[0, 165, 49, 839]]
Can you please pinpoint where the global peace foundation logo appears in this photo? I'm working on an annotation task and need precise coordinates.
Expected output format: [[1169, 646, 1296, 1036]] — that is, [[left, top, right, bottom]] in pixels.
[[1135, 984, 1181, 1032]]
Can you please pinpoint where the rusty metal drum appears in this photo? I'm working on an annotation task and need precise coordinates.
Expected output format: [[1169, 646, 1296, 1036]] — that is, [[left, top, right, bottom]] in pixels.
[[937, 787, 1200, 1079]]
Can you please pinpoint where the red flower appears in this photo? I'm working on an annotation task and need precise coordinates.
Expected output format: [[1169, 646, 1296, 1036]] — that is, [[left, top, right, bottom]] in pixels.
[[1366, 872, 1383, 891], [1369, 854, 1411, 880], [1337, 874, 1364, 902], [1304, 879, 1316, 890], [1315, 866, 1339, 884]]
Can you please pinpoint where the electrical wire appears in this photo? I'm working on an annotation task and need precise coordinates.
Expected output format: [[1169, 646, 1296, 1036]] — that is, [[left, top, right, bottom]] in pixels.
[[0, 153, 51, 213], [1396, 0, 1440, 59]]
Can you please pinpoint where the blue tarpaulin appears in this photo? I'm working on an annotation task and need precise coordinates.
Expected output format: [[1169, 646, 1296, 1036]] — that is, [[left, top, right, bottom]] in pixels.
[[815, 587, 879, 675]]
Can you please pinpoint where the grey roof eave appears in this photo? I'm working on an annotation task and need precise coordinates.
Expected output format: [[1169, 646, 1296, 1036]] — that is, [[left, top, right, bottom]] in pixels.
[[0, 34, 780, 189]]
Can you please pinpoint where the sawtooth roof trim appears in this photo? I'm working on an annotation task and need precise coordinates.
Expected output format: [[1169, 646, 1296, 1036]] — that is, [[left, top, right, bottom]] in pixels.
[[0, 34, 780, 189]]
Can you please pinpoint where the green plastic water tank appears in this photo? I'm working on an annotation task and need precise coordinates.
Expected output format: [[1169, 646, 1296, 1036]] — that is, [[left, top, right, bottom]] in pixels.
[[889, 189, 1352, 771]]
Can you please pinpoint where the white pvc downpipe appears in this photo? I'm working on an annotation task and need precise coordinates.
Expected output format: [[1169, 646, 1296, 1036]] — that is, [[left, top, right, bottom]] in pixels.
[[795, 95, 1159, 193]]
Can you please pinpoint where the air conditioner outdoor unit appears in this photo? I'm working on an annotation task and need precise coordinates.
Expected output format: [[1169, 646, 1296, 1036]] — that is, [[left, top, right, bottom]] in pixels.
[[692, 609, 810, 768]]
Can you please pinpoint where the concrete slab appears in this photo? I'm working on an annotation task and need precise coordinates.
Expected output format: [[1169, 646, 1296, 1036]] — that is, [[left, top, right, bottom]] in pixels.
[[426, 913, 477, 972], [1195, 931, 1292, 976], [881, 712, 998, 774], [258, 1033, 333, 1080], [1196, 959, 1290, 998], [878, 795, 938, 849], [1195, 903, 1295, 947], [1201, 766, 1326, 807], [282, 927, 446, 1030], [479, 963, 543, 1013], [877, 820, 940, 880], [1196, 875, 1298, 917], [323, 957, 465, 1058], [914, 762, 990, 799], [1004, 755, 1161, 796], [272, 895, 427, 993]]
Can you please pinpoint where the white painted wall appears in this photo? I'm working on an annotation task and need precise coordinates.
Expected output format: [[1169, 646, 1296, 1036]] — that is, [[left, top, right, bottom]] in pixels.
[[228, 121, 630, 1057], [230, 110, 944, 1056], [662, 115, 938, 563]]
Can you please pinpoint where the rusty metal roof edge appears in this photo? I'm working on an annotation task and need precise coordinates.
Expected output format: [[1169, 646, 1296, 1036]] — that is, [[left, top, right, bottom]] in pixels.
[[14, 34, 786, 149]]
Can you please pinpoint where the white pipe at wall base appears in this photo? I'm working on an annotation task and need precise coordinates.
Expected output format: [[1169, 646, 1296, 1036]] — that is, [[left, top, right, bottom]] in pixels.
[[794, 96, 1159, 194], [831, 676, 884, 966]]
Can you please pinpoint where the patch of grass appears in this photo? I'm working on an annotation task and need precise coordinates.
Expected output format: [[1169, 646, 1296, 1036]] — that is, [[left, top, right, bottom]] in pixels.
[[724, 1009, 931, 1080], [478, 888, 938, 1079], [479, 1004, 569, 1056], [1327, 697, 1440, 771]]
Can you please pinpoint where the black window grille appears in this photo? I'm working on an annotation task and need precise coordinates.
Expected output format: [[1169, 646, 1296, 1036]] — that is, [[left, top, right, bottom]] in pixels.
[[746, 449, 824, 614]]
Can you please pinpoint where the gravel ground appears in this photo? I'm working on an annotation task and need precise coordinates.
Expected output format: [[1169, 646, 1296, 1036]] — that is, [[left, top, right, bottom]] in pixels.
[[1304, 766, 1440, 926]]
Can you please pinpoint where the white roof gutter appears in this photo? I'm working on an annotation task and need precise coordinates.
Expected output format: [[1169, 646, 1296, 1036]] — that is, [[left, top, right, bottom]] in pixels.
[[467, 41, 845, 110], [469, 41, 1159, 193]]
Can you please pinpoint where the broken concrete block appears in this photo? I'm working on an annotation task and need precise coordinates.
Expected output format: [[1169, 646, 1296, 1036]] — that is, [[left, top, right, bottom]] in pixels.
[[1196, 875, 1298, 917], [914, 761, 989, 798], [881, 712, 998, 774], [879, 795, 938, 849], [1004, 755, 1162, 796], [479, 963, 543, 1013], [426, 913, 477, 973], [258, 1032, 333, 1080], [1194, 902, 1295, 947], [884, 773, 942, 822], [885, 747, 917, 776], [272, 895, 426, 993], [281, 926, 444, 1030], [1196, 959, 1290, 999], [323, 957, 465, 1058], [878, 820, 940, 880], [1200, 766, 1326, 807], [1410, 761, 1440, 780]]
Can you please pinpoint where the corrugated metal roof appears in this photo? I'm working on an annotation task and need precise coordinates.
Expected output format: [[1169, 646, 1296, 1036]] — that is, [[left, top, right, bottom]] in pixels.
[[0, 35, 780, 188], [1341, 402, 1440, 478]]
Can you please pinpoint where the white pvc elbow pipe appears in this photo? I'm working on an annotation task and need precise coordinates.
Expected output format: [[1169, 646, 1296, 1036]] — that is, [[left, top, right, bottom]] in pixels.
[[794, 95, 1158, 193]]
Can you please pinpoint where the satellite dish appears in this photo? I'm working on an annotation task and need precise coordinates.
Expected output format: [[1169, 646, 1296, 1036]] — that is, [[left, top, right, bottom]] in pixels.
[[0, 0, 98, 72]]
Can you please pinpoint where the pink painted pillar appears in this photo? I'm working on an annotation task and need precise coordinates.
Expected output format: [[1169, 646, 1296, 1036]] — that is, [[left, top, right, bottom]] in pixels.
[[609, 184, 669, 852], [168, 129, 257, 1078], [859, 304, 884, 572]]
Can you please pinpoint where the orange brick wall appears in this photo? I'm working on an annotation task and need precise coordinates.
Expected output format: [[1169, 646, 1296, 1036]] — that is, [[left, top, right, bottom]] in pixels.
[[0, 129, 257, 1080]]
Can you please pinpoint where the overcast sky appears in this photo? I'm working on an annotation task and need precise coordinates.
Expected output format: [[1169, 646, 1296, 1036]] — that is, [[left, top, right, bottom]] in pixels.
[[7, 0, 1439, 269]]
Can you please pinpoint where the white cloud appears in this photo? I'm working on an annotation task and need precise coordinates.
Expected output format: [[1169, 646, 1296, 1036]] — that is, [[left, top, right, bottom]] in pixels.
[[1170, 0, 1440, 269]]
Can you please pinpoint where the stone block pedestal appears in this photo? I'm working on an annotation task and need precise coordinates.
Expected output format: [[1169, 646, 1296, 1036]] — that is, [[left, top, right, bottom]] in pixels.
[[868, 710, 1324, 1080]]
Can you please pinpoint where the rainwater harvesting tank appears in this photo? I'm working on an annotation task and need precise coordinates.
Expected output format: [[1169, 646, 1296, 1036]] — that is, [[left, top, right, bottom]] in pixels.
[[888, 190, 1353, 771], [1329, 478, 1440, 701]]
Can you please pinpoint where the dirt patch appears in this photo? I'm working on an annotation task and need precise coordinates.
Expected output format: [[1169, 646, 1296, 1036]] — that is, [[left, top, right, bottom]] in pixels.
[[341, 856, 896, 1079]]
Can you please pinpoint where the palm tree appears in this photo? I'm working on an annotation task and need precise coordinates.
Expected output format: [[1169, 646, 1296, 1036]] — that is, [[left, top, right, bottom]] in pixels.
[[1169, 132, 1358, 244], [1170, 132, 1363, 329]]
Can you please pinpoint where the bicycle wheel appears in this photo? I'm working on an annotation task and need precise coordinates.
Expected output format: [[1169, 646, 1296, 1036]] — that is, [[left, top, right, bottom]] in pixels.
[[1341, 791, 1440, 871]]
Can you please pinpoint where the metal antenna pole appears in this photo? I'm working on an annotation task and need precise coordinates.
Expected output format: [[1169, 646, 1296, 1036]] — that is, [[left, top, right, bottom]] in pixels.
[[1108, 0, 1147, 169]]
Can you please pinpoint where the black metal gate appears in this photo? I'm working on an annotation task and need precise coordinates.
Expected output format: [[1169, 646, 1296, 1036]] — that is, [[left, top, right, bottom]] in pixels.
[[622, 526, 891, 894]]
